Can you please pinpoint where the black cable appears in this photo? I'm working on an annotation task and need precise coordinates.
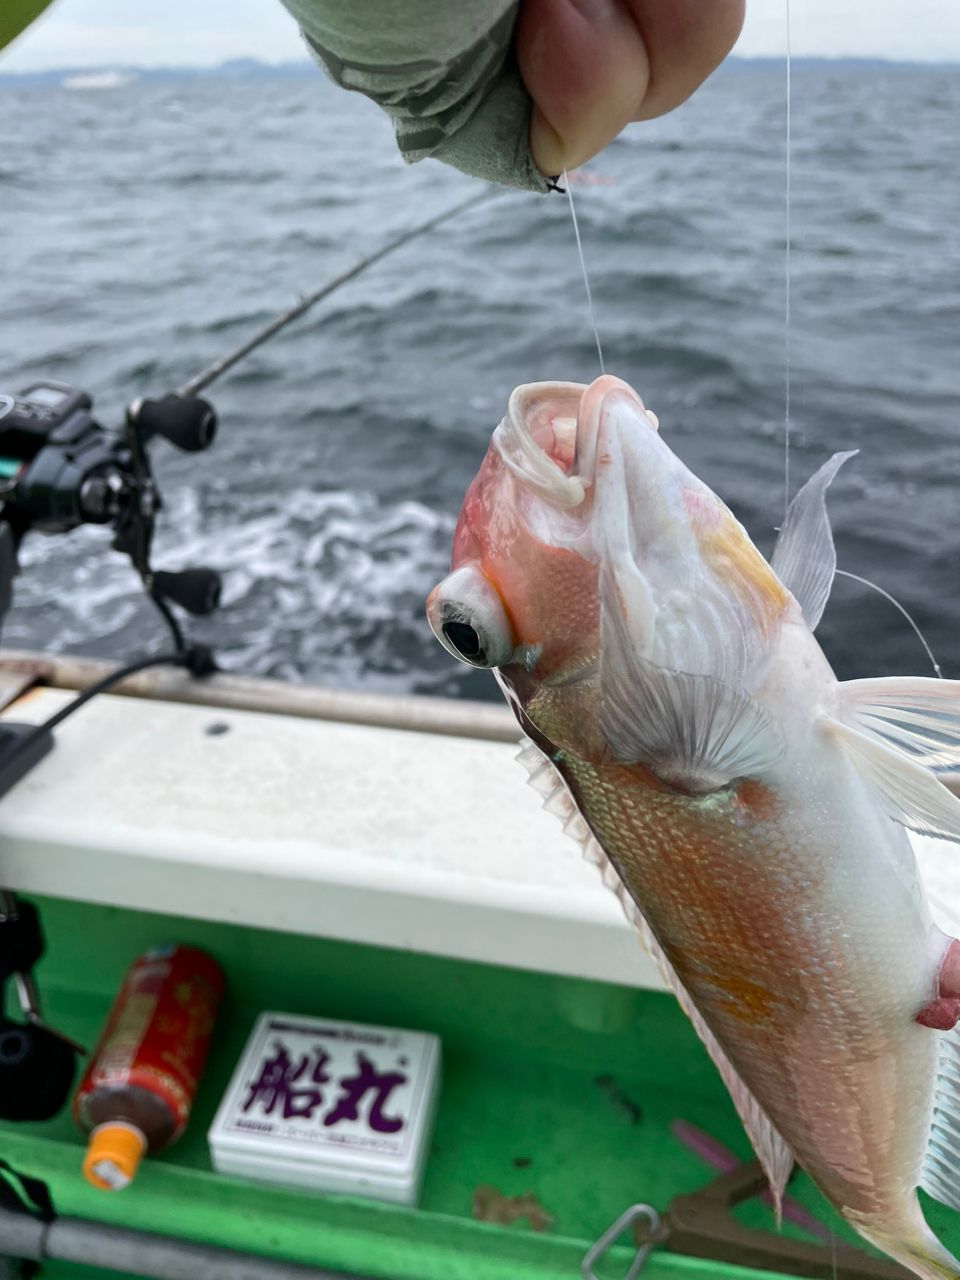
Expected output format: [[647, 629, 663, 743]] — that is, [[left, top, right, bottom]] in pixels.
[[1, 647, 216, 787], [0, 194, 497, 778], [148, 589, 187, 655], [22, 652, 190, 739]]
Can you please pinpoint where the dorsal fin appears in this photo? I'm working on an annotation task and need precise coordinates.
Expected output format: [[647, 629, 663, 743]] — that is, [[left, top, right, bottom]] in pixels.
[[771, 450, 856, 631], [516, 736, 795, 1215]]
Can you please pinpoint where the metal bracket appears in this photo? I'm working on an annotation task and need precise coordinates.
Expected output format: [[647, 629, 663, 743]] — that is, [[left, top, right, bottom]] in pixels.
[[587, 1161, 911, 1280], [581, 1203, 662, 1280]]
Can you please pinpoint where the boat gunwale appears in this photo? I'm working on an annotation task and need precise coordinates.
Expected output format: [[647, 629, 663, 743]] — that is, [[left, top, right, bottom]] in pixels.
[[0, 649, 518, 743]]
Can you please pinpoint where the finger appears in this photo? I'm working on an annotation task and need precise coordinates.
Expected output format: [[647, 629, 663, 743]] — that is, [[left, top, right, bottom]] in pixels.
[[627, 0, 745, 121], [516, 0, 745, 175], [517, 0, 651, 176]]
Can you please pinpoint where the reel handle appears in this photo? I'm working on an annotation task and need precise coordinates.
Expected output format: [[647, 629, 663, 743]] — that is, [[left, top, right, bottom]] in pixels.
[[131, 394, 217, 453], [152, 567, 222, 616], [0, 893, 81, 1122]]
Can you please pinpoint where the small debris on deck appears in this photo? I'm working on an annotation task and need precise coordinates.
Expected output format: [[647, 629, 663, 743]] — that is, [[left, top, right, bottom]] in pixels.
[[472, 1185, 554, 1232], [595, 1073, 644, 1125]]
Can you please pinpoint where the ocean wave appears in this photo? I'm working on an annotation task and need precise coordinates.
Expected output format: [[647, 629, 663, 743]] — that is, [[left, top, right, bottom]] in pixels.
[[3, 66, 957, 689], [7, 485, 464, 691]]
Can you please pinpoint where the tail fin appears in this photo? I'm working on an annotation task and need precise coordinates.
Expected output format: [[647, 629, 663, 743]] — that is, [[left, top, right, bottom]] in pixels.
[[849, 1201, 960, 1280]]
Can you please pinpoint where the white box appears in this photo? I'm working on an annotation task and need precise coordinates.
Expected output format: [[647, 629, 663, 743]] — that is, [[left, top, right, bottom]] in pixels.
[[208, 1012, 441, 1205]]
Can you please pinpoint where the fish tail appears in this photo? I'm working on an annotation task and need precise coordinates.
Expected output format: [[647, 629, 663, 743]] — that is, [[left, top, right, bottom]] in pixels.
[[847, 1199, 960, 1280]]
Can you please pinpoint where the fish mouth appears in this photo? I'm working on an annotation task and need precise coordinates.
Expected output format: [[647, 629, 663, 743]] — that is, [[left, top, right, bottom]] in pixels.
[[497, 375, 658, 508]]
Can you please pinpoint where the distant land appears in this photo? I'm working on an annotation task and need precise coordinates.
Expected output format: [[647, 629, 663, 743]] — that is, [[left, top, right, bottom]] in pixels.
[[725, 55, 958, 71], [0, 53, 955, 90], [0, 57, 317, 88]]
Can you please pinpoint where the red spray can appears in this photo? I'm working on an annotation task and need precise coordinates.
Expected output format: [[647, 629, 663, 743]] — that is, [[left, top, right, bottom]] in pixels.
[[73, 945, 223, 1190]]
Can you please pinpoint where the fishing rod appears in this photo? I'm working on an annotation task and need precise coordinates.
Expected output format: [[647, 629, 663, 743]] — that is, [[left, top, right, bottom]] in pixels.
[[0, 182, 497, 744], [0, 183, 494, 656], [0, 184, 495, 1120], [179, 186, 496, 398]]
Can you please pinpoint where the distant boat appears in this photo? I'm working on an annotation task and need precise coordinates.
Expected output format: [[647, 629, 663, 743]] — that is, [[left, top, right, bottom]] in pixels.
[[62, 70, 136, 90]]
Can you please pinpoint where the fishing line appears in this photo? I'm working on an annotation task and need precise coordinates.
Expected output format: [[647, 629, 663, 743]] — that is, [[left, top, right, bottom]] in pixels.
[[563, 170, 606, 375], [835, 569, 943, 679], [793, 20, 942, 680], [783, 0, 793, 520]]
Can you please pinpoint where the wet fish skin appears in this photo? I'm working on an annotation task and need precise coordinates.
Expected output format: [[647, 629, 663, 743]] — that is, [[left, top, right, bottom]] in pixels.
[[428, 374, 960, 1280]]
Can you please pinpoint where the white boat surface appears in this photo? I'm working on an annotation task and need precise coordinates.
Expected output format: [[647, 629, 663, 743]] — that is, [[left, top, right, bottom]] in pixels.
[[1, 650, 955, 994]]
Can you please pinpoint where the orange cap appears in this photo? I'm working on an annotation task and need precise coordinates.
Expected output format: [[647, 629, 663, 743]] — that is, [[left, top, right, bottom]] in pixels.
[[83, 1122, 147, 1191]]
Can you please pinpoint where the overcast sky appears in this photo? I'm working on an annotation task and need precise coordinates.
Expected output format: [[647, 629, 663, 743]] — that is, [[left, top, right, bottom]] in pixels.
[[2, 0, 959, 71]]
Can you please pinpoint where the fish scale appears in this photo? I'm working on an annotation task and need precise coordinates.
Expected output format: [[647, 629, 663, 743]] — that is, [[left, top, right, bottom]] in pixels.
[[428, 374, 960, 1278], [563, 747, 934, 1210]]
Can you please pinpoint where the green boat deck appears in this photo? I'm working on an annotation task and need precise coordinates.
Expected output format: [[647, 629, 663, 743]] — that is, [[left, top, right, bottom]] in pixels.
[[1, 895, 950, 1279]]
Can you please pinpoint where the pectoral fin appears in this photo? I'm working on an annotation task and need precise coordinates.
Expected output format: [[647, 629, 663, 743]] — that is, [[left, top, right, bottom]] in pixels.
[[771, 450, 856, 631], [599, 570, 784, 790], [515, 737, 795, 1216]]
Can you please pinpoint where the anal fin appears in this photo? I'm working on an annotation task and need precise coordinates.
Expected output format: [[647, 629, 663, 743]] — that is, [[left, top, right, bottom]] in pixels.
[[824, 716, 960, 844], [516, 736, 795, 1215], [838, 676, 960, 772]]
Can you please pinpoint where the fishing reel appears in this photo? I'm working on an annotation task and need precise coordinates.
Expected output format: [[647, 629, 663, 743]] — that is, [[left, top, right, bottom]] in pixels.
[[0, 381, 223, 623], [0, 892, 81, 1122], [0, 384, 227, 1122]]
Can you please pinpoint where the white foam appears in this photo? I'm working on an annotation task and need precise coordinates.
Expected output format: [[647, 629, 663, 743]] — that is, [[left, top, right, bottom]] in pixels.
[[8, 487, 458, 692]]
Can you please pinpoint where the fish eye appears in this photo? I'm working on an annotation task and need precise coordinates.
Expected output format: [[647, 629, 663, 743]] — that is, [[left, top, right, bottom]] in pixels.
[[427, 566, 514, 669], [442, 620, 485, 663]]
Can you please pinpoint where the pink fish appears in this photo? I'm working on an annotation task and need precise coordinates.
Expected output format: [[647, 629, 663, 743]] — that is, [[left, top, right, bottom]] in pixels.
[[428, 374, 960, 1279]]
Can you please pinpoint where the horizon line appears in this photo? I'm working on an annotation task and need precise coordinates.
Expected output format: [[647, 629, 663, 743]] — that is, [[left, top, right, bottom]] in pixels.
[[0, 52, 957, 78]]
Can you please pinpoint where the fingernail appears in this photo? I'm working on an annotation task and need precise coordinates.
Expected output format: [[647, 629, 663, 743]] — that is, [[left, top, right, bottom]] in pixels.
[[530, 108, 569, 176]]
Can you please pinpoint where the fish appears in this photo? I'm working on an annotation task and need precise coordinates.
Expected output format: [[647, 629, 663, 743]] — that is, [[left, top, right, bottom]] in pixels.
[[427, 373, 960, 1280]]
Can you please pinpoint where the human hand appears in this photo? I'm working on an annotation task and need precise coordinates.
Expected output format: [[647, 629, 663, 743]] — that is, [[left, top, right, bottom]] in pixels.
[[516, 0, 745, 175]]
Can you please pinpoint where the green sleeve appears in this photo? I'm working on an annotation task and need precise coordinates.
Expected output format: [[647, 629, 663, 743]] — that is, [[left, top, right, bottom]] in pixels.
[[279, 0, 549, 193]]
